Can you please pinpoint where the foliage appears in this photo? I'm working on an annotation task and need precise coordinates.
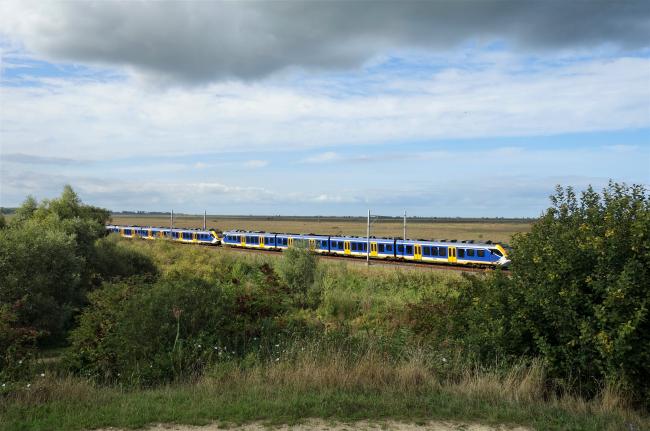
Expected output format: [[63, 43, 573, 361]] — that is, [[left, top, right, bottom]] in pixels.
[[275, 245, 319, 307], [0, 186, 154, 379], [429, 181, 650, 406], [66, 270, 291, 386]]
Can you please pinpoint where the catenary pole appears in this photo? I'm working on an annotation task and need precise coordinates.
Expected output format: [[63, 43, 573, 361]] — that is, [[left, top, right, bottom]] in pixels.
[[367, 209, 370, 266], [403, 209, 406, 240], [171, 209, 174, 235], [203, 210, 206, 230]]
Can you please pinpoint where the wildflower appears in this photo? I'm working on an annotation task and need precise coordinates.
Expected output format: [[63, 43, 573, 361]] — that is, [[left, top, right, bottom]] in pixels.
[[442, 357, 447, 363], [275, 357, 280, 362], [18, 360, 22, 365], [1, 383, 5, 387], [197, 344, 202, 348], [275, 344, 280, 347], [40, 373, 45, 377], [26, 383, 31, 388]]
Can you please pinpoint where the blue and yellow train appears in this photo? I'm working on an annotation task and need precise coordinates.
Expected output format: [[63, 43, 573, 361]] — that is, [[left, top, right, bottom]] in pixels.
[[107, 224, 510, 267]]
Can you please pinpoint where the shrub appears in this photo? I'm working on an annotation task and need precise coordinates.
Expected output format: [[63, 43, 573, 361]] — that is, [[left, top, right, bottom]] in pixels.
[[427, 182, 650, 406], [67, 272, 292, 386], [275, 245, 319, 308]]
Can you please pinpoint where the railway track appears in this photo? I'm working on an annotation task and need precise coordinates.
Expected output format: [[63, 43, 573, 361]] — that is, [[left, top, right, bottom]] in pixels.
[[179, 241, 493, 273]]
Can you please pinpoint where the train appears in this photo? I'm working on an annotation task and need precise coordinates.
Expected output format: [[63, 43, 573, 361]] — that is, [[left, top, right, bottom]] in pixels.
[[106, 224, 510, 267]]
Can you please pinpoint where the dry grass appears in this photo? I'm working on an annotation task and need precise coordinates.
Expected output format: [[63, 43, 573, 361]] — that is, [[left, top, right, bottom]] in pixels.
[[110, 215, 531, 244]]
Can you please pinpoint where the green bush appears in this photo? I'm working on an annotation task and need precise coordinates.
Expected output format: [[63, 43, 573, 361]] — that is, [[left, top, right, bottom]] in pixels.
[[0, 186, 154, 379], [275, 245, 319, 307], [67, 271, 292, 386], [428, 182, 650, 406]]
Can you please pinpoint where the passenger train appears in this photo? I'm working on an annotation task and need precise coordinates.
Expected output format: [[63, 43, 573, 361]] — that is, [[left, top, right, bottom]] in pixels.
[[106, 224, 510, 267]]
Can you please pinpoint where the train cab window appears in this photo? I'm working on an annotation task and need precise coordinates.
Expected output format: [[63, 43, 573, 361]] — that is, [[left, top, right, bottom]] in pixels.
[[490, 248, 503, 257], [397, 244, 404, 253], [379, 244, 385, 253], [458, 249, 465, 258], [478, 249, 485, 257], [467, 249, 475, 257], [439, 247, 447, 257], [406, 245, 413, 255]]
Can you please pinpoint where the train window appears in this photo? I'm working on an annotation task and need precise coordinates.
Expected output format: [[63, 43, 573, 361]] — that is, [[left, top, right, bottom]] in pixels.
[[423, 246, 430, 256], [458, 249, 465, 258], [468, 249, 475, 257], [490, 248, 503, 257], [322, 240, 328, 248], [431, 247, 438, 256], [379, 244, 385, 253], [397, 244, 404, 253], [351, 243, 357, 251], [386, 244, 393, 252], [478, 249, 485, 257], [439, 247, 447, 257], [406, 245, 413, 255]]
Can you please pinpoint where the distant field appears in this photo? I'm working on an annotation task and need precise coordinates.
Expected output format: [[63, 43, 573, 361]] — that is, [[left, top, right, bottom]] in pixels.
[[110, 215, 532, 244]]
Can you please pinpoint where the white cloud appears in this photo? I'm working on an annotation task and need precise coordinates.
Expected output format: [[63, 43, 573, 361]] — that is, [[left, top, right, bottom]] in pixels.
[[2, 56, 648, 162], [244, 159, 268, 168], [301, 152, 341, 164]]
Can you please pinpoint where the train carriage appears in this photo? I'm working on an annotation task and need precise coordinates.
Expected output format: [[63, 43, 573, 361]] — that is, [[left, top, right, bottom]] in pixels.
[[109, 225, 510, 267]]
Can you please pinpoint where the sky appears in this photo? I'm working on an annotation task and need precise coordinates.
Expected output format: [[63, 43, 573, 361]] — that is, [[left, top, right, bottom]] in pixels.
[[0, 1, 649, 217]]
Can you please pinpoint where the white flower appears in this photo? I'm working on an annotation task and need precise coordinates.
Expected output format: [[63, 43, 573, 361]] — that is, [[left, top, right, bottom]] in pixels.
[[40, 373, 45, 377], [275, 357, 280, 362], [442, 357, 447, 363], [2, 383, 5, 387], [275, 344, 280, 347], [26, 383, 31, 388], [18, 360, 22, 365]]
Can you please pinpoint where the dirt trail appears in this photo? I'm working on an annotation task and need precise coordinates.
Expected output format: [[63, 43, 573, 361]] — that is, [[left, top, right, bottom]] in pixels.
[[99, 419, 531, 431]]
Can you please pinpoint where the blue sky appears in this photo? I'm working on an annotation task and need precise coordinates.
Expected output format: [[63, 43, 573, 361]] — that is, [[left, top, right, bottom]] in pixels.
[[1, 1, 649, 217]]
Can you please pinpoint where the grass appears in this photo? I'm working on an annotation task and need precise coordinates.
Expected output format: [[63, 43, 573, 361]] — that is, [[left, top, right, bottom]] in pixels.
[[2, 238, 647, 431], [1, 350, 646, 431], [110, 215, 532, 244]]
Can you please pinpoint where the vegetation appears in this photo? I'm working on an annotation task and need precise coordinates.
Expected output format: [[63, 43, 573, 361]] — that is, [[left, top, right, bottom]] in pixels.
[[0, 182, 648, 431]]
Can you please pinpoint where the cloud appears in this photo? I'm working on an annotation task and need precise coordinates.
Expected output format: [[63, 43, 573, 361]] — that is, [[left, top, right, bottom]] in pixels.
[[1, 153, 87, 165], [301, 152, 341, 164], [244, 160, 268, 168], [2, 1, 649, 83], [2, 56, 649, 160]]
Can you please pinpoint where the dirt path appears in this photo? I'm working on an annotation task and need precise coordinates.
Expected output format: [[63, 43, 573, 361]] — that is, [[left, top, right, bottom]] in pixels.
[[99, 419, 531, 431]]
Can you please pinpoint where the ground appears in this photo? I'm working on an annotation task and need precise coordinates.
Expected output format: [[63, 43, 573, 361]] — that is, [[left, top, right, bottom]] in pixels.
[[99, 419, 531, 431]]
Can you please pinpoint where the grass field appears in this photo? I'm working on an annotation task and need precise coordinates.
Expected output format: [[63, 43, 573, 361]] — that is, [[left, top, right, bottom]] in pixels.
[[109, 215, 532, 244]]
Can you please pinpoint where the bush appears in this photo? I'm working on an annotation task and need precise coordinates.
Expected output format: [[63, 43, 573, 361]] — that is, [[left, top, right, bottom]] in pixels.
[[67, 271, 292, 386], [0, 186, 154, 379], [275, 245, 319, 308], [428, 182, 650, 406]]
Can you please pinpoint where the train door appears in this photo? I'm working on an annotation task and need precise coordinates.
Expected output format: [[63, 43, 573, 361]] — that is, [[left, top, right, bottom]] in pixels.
[[344, 241, 351, 255], [370, 242, 378, 257], [260, 235, 265, 248], [448, 246, 457, 263], [192, 232, 198, 242], [414, 244, 422, 261], [308, 239, 316, 250], [240, 235, 245, 247], [288, 237, 294, 247]]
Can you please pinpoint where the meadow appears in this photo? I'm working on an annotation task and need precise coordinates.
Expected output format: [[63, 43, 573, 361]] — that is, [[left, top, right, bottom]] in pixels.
[[1, 184, 648, 431], [110, 215, 532, 244]]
